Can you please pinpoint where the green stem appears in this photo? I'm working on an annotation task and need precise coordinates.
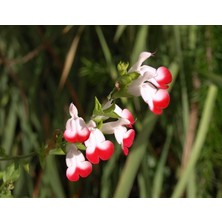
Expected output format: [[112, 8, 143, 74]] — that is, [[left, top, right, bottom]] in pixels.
[[0, 152, 37, 161], [172, 84, 218, 197]]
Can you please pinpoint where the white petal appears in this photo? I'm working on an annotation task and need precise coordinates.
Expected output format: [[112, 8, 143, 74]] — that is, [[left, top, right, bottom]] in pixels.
[[87, 120, 96, 129], [114, 126, 127, 145], [114, 104, 123, 116], [84, 131, 96, 154], [140, 65, 157, 78], [140, 83, 157, 110], [128, 75, 144, 96], [102, 118, 130, 134], [128, 52, 152, 72], [93, 128, 106, 143], [101, 122, 116, 134], [65, 118, 73, 131], [65, 144, 84, 167], [69, 103, 78, 118], [85, 128, 105, 150], [102, 100, 113, 110]]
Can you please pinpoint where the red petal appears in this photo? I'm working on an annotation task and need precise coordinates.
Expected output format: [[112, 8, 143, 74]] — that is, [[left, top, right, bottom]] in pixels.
[[66, 162, 92, 181], [122, 109, 135, 125], [122, 129, 135, 155], [64, 118, 90, 143], [66, 166, 80, 182], [150, 106, 163, 115], [86, 150, 100, 164], [156, 67, 172, 87], [153, 89, 170, 109], [63, 129, 90, 143], [76, 118, 90, 142], [97, 141, 114, 161], [123, 146, 129, 156], [86, 141, 114, 164], [78, 162, 93, 178], [63, 130, 78, 143]]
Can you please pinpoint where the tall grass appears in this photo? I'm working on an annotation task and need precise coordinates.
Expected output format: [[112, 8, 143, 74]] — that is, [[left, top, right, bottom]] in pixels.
[[0, 26, 222, 197]]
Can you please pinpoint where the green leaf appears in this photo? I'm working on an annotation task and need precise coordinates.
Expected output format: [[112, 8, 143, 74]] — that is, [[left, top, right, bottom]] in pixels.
[[22, 162, 30, 174], [49, 147, 65, 155], [119, 71, 140, 85], [103, 102, 120, 119], [92, 97, 120, 125], [0, 182, 14, 198], [109, 71, 140, 100], [3, 162, 20, 183], [117, 61, 129, 76], [76, 143, 87, 151], [93, 97, 103, 116]]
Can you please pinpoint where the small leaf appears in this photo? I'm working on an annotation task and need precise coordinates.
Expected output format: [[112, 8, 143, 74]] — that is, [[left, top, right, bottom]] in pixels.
[[103, 103, 120, 119], [109, 71, 140, 100], [119, 72, 140, 85], [23, 162, 30, 174], [93, 97, 103, 116], [49, 148, 66, 155], [3, 162, 20, 183], [75, 143, 87, 151], [117, 61, 129, 76]]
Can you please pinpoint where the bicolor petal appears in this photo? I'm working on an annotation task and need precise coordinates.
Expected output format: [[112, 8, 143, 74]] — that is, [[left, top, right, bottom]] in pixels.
[[149, 66, 172, 89], [66, 144, 92, 182], [122, 129, 135, 155], [113, 126, 135, 155], [85, 128, 114, 164], [114, 104, 135, 126], [140, 83, 170, 115], [64, 103, 90, 143]]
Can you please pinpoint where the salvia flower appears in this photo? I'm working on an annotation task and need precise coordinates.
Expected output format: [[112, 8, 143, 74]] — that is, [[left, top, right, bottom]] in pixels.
[[66, 144, 92, 182], [128, 52, 172, 114], [85, 120, 114, 164], [64, 103, 90, 143], [102, 105, 135, 155]]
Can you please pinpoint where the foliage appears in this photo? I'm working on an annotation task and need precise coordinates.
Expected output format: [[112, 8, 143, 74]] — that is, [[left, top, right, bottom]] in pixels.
[[0, 25, 222, 197]]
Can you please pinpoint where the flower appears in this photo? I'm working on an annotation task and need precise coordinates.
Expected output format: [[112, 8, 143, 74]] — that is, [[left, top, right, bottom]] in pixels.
[[113, 104, 135, 127], [85, 120, 114, 164], [128, 52, 172, 114], [64, 103, 90, 143], [66, 144, 92, 182], [101, 105, 135, 155]]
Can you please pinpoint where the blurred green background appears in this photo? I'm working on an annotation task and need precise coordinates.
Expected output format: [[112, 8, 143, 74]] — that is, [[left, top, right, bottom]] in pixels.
[[0, 25, 222, 198]]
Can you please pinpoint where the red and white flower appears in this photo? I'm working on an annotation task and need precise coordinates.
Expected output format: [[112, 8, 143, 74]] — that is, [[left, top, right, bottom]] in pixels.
[[66, 144, 92, 182], [101, 105, 135, 155], [85, 120, 114, 164], [128, 52, 172, 115], [64, 103, 90, 143]]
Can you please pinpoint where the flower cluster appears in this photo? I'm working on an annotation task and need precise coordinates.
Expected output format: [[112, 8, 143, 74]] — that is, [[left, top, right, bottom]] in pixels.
[[63, 51, 172, 182], [64, 102, 135, 182]]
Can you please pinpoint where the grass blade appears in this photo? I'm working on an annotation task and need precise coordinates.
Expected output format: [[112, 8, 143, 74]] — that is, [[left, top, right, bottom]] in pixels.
[[95, 26, 117, 80], [152, 126, 173, 197], [114, 115, 157, 197], [172, 84, 218, 197]]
